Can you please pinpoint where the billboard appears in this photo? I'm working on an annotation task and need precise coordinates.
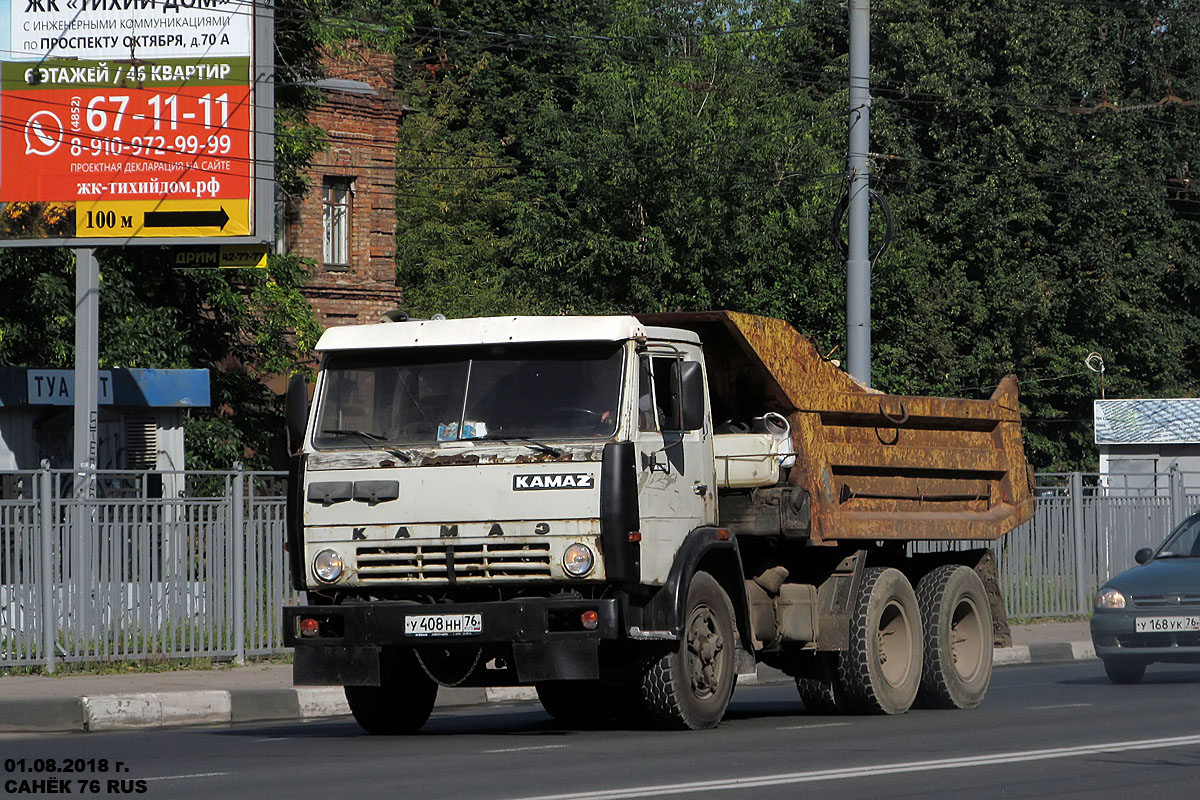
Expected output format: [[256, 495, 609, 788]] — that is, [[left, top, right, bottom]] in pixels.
[[0, 0, 268, 242]]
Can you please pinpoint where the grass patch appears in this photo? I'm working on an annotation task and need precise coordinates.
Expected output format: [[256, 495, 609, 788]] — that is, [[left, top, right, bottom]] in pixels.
[[1, 652, 291, 677]]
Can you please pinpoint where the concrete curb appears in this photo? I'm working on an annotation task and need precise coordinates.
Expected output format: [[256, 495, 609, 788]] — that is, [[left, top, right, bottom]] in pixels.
[[0, 641, 1097, 735]]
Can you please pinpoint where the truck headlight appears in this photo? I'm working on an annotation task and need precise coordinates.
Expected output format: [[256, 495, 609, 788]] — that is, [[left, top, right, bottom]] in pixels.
[[1095, 588, 1126, 609], [313, 549, 345, 583], [563, 543, 595, 577]]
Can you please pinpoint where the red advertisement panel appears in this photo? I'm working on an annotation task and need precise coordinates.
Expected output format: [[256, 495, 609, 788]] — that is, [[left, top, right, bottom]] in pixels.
[[0, 84, 252, 203]]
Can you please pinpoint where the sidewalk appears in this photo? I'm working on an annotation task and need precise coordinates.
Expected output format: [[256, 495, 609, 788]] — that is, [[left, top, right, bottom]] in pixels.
[[0, 621, 1094, 734]]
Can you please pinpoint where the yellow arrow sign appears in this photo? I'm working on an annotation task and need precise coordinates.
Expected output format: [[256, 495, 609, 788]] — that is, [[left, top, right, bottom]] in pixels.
[[76, 199, 251, 238]]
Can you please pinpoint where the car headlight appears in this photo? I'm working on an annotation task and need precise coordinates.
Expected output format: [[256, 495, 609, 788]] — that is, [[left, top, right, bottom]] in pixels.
[[563, 543, 595, 577], [1095, 588, 1126, 609], [313, 549, 345, 583]]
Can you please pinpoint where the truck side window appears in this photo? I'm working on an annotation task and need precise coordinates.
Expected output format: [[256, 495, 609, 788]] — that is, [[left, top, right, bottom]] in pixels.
[[650, 355, 682, 431]]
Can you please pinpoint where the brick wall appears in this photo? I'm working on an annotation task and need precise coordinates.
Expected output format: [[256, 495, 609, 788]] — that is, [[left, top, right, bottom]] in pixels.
[[286, 43, 403, 329]]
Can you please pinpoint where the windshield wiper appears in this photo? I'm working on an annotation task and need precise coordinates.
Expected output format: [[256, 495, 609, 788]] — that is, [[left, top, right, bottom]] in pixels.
[[475, 434, 563, 458], [320, 429, 412, 462], [321, 428, 387, 442]]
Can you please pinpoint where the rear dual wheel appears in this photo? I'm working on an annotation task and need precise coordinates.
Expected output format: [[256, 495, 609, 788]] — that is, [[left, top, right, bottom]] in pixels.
[[916, 565, 994, 709], [839, 567, 924, 715]]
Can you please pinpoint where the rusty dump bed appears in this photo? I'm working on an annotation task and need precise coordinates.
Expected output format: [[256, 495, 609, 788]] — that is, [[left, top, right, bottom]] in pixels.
[[637, 311, 1036, 544]]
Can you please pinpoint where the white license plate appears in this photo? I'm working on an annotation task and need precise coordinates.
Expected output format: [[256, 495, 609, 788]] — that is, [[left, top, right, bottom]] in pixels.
[[1135, 615, 1200, 633], [404, 613, 483, 637]]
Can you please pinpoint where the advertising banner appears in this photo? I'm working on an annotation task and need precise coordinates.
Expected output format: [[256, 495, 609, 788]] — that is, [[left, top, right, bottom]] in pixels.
[[0, 0, 258, 240]]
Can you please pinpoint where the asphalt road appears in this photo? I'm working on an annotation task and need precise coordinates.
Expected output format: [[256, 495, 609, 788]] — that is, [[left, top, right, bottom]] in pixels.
[[4, 662, 1200, 800]]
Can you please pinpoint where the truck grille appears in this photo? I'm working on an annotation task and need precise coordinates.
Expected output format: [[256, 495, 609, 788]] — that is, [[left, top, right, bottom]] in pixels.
[[355, 541, 553, 583]]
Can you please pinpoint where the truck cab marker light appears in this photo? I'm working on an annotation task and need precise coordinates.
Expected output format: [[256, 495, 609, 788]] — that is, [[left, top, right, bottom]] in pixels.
[[628, 531, 642, 542]]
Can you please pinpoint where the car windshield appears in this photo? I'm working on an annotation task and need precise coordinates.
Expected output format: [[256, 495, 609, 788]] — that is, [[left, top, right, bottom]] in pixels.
[[313, 342, 625, 449], [1155, 513, 1200, 559]]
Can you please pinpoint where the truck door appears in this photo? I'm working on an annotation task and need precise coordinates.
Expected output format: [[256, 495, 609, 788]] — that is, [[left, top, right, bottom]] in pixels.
[[635, 346, 716, 561]]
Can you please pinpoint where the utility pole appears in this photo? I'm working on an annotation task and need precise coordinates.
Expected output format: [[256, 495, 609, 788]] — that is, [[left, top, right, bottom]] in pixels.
[[846, 0, 872, 386]]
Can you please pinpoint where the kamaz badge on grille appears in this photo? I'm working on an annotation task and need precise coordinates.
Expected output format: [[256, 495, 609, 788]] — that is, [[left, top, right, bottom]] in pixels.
[[512, 473, 595, 490]]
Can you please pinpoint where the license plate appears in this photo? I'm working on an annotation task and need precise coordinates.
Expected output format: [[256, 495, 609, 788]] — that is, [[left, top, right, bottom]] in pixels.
[[404, 613, 483, 637], [1135, 615, 1200, 633]]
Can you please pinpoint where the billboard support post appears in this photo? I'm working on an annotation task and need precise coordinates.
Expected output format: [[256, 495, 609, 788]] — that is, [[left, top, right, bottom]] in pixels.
[[72, 247, 99, 501]]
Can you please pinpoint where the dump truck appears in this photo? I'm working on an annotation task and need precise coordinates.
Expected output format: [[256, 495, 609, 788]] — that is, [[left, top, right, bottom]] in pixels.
[[282, 311, 1035, 732]]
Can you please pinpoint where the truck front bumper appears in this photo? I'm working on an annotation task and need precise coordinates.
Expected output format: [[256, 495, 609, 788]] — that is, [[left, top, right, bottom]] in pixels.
[[283, 597, 622, 686]]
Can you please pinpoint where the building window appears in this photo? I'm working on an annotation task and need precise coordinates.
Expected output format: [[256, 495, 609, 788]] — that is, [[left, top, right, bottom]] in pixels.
[[323, 177, 352, 269]]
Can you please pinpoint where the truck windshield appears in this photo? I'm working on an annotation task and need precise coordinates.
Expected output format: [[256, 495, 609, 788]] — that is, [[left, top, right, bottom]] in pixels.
[[313, 342, 625, 448]]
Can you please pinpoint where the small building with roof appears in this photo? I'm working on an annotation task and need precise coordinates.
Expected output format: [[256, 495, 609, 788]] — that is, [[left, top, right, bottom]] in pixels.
[[1094, 398, 1200, 491]]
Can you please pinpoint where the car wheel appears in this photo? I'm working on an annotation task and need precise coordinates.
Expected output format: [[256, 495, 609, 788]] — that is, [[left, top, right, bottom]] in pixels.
[[1102, 657, 1146, 685]]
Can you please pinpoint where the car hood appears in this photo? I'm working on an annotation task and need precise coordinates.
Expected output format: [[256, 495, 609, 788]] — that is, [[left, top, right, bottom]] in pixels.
[[1104, 558, 1200, 595]]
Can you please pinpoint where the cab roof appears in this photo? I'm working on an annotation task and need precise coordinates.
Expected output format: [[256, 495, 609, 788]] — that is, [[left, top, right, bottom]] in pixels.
[[315, 315, 699, 352]]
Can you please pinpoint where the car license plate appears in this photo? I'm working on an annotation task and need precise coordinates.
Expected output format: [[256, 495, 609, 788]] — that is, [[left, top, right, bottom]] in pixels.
[[1135, 615, 1200, 633], [404, 613, 483, 637]]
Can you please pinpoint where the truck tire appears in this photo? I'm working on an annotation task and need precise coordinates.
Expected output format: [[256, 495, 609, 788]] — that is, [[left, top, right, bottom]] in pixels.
[[838, 567, 923, 715], [344, 648, 438, 734], [640, 571, 736, 730], [1102, 657, 1146, 685], [916, 565, 993, 709], [794, 652, 850, 714]]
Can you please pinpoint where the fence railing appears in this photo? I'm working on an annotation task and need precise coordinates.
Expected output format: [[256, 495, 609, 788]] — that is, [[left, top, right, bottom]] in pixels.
[[0, 466, 297, 671], [3, 467, 1197, 670]]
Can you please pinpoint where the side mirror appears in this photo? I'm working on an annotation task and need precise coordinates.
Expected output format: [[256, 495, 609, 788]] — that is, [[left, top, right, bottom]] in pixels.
[[1134, 547, 1154, 565], [671, 361, 705, 431], [286, 374, 309, 456]]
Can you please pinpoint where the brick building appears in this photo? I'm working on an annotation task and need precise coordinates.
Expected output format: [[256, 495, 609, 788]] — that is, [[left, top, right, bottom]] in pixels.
[[282, 43, 403, 327]]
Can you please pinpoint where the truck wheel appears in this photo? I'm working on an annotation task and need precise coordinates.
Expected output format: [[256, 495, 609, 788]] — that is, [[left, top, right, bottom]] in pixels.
[[640, 571, 736, 730], [916, 565, 993, 709], [794, 652, 849, 714], [344, 648, 438, 734], [1102, 657, 1146, 685], [839, 567, 923, 715]]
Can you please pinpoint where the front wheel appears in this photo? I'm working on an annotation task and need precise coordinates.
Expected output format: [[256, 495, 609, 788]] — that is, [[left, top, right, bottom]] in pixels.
[[1102, 657, 1146, 685], [344, 648, 438, 734], [916, 565, 994, 709], [839, 567, 923, 715], [640, 571, 736, 730]]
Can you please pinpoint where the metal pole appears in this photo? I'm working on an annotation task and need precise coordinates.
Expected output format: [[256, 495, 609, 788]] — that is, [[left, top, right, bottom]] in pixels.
[[232, 463, 246, 664], [1069, 472, 1089, 615], [846, 0, 872, 386], [39, 461, 56, 674], [73, 247, 99, 500]]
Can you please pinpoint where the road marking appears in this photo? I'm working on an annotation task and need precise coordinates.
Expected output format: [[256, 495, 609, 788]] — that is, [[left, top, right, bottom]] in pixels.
[[777, 722, 852, 730], [1029, 703, 1091, 710], [253, 737, 292, 742], [485, 744, 570, 754], [504, 734, 1200, 800], [144, 772, 229, 783]]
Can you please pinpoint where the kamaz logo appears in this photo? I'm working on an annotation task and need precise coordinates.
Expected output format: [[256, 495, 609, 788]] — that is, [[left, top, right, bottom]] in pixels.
[[512, 473, 595, 491]]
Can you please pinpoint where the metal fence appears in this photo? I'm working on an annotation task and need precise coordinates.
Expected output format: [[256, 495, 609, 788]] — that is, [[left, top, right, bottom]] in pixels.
[[3, 467, 1197, 671], [0, 466, 297, 671], [917, 470, 1200, 620]]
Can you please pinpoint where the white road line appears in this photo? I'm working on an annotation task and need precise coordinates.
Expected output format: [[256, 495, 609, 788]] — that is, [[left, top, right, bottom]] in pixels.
[[504, 734, 1200, 800], [485, 744, 570, 754], [253, 737, 292, 742], [777, 722, 853, 730], [143, 772, 230, 782], [1029, 703, 1092, 710]]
